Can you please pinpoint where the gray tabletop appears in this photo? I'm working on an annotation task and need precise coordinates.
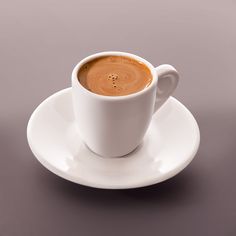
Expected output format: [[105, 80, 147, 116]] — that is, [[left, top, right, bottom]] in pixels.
[[1, 0, 236, 235]]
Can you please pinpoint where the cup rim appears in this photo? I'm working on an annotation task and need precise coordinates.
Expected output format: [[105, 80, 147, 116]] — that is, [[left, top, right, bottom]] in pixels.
[[71, 51, 157, 100]]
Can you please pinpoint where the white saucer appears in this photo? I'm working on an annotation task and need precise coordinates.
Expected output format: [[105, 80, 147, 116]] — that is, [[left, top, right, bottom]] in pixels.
[[27, 88, 200, 189]]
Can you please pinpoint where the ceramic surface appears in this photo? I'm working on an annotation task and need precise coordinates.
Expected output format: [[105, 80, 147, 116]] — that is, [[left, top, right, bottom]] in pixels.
[[27, 88, 200, 189]]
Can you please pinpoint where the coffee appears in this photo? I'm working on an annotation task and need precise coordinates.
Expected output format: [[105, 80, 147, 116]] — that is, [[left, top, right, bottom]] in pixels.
[[78, 56, 152, 96]]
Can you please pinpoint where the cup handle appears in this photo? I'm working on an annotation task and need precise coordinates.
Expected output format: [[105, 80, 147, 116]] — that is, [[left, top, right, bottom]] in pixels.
[[153, 64, 179, 113]]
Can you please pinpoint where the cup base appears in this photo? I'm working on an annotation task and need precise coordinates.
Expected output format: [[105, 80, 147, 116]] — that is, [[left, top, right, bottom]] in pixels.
[[84, 141, 144, 158]]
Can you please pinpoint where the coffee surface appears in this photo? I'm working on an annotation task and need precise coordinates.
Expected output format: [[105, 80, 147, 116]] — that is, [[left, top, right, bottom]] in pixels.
[[78, 56, 152, 96]]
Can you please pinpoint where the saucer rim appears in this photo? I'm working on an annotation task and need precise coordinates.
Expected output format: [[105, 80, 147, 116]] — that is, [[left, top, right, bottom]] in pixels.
[[27, 88, 200, 189]]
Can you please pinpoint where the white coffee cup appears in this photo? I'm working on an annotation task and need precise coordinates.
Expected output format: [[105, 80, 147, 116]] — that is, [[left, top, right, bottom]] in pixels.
[[72, 51, 179, 157]]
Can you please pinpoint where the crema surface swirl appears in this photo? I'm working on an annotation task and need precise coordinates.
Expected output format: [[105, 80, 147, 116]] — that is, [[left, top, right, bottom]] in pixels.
[[78, 56, 152, 96]]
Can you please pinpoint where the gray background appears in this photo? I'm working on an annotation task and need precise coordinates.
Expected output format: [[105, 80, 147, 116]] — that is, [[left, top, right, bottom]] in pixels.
[[0, 0, 236, 235]]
